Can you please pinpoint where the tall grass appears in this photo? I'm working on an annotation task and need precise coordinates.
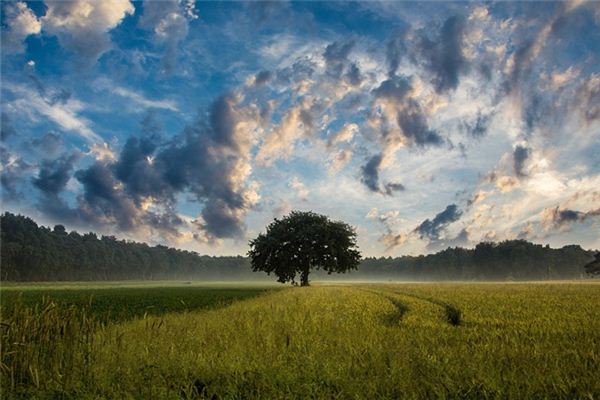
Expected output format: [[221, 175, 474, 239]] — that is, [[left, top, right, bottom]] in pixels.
[[0, 297, 100, 395], [1, 283, 599, 399]]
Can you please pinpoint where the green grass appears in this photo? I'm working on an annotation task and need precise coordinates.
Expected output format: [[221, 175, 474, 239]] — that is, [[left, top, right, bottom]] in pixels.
[[1, 282, 599, 399], [1, 283, 276, 322]]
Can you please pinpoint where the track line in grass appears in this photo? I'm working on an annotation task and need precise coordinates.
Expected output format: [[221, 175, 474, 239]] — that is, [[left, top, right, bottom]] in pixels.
[[388, 288, 462, 326], [364, 286, 463, 326], [357, 288, 410, 326]]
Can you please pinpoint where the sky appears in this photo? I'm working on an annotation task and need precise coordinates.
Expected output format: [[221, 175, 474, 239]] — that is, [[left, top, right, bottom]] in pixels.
[[1, 0, 599, 257]]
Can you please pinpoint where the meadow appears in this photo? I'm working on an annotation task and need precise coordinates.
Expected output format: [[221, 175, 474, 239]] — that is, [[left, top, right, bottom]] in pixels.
[[1, 282, 599, 399]]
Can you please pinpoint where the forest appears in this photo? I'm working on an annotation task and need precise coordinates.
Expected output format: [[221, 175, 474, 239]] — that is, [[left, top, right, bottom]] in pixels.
[[0, 212, 596, 281]]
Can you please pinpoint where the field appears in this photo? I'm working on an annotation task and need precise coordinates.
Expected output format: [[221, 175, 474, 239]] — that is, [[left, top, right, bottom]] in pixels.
[[1, 282, 599, 399]]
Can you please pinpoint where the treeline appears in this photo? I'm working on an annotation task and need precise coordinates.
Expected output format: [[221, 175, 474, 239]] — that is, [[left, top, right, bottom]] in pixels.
[[0, 213, 255, 281], [0, 212, 597, 281], [358, 241, 596, 281]]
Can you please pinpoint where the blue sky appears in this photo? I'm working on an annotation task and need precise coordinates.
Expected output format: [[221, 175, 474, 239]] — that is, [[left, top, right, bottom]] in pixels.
[[1, 0, 599, 256]]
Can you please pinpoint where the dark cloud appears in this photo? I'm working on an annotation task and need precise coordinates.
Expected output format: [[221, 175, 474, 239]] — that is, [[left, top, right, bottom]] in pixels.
[[416, 16, 467, 93], [113, 135, 168, 204], [372, 75, 412, 103], [383, 182, 405, 196], [27, 93, 254, 240], [32, 153, 79, 196], [513, 144, 530, 178], [545, 206, 600, 229], [75, 162, 139, 231], [386, 33, 407, 78], [414, 204, 462, 240], [254, 70, 273, 86], [323, 40, 355, 76], [397, 100, 443, 147], [361, 154, 383, 193], [466, 112, 491, 137], [345, 63, 363, 87]]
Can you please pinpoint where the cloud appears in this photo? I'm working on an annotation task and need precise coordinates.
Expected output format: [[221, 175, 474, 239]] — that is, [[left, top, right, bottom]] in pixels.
[[0, 147, 33, 200], [42, 92, 262, 241], [42, 0, 135, 66], [289, 177, 309, 201], [30, 132, 65, 159], [361, 153, 383, 193], [383, 182, 405, 196], [328, 148, 353, 174], [95, 79, 179, 112], [372, 75, 412, 103], [6, 84, 103, 143], [32, 153, 79, 196], [75, 162, 140, 230], [327, 123, 358, 147], [504, 0, 585, 94], [256, 98, 320, 166], [396, 100, 443, 147], [1, 2, 42, 53], [465, 112, 491, 137], [253, 70, 273, 86], [415, 16, 468, 93], [1, 113, 17, 141], [139, 0, 198, 73], [513, 144, 531, 178], [541, 206, 600, 230], [386, 32, 407, 77], [577, 73, 600, 124], [323, 40, 355, 76], [414, 204, 462, 241], [371, 76, 443, 149]]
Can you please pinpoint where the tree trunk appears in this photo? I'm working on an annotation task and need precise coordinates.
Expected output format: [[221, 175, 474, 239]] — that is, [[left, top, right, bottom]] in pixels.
[[300, 266, 310, 286]]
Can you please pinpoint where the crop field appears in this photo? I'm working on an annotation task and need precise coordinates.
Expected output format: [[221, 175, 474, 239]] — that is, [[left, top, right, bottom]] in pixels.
[[1, 282, 599, 399]]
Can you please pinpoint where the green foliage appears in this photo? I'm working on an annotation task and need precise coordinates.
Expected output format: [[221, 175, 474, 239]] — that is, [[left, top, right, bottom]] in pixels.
[[360, 240, 595, 280], [248, 211, 361, 285], [585, 253, 600, 275], [1, 213, 595, 282], [0, 212, 255, 281]]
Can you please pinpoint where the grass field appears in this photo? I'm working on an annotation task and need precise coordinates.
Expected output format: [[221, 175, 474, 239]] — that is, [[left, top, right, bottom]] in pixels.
[[1, 282, 599, 399]]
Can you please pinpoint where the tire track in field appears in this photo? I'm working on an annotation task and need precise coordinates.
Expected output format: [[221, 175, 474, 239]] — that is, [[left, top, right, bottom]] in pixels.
[[384, 288, 463, 326], [357, 288, 410, 326], [360, 286, 462, 326]]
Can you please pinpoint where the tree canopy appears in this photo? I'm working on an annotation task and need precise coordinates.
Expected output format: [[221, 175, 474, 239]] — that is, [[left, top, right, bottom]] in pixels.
[[585, 253, 600, 276], [248, 211, 362, 286]]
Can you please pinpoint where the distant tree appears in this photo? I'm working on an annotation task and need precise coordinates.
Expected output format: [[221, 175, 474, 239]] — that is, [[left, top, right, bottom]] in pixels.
[[53, 224, 67, 235], [248, 211, 361, 286], [585, 253, 600, 276]]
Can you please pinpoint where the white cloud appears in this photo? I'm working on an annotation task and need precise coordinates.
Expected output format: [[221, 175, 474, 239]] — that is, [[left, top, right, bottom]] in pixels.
[[1, 2, 42, 53], [94, 78, 179, 112], [290, 177, 310, 201], [6, 84, 103, 143], [41, 0, 134, 65]]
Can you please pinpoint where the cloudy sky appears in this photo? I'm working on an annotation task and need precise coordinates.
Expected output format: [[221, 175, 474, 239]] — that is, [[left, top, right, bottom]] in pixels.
[[1, 1, 599, 256]]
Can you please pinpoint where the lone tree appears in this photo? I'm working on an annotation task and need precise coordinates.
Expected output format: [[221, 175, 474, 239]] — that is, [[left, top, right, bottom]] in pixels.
[[248, 211, 361, 286]]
